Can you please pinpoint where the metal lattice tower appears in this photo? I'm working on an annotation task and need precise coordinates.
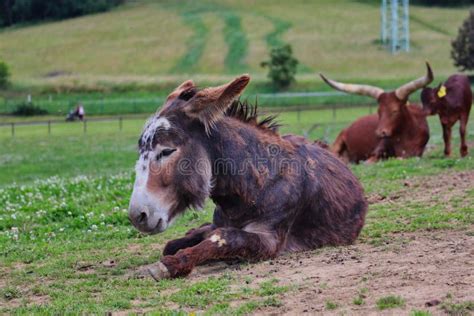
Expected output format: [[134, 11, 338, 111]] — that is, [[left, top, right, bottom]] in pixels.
[[381, 0, 410, 54]]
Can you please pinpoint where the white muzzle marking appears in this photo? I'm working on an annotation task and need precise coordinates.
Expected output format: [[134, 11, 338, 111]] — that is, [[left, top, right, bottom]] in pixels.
[[129, 154, 172, 234]]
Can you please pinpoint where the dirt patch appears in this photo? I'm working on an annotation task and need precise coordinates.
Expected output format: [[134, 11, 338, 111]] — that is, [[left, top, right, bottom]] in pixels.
[[188, 229, 473, 315], [123, 171, 474, 314], [367, 170, 474, 210]]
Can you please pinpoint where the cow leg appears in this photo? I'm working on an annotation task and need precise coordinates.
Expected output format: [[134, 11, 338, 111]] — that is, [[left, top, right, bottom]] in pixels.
[[442, 123, 452, 157], [162, 224, 214, 256], [150, 228, 279, 280], [367, 138, 393, 163], [459, 116, 469, 157]]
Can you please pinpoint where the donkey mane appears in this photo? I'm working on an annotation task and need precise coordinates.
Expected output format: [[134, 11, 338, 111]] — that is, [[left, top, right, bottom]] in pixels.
[[225, 100, 280, 133]]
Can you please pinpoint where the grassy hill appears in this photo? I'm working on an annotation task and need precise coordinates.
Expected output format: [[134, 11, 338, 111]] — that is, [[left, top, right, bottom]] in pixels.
[[0, 0, 471, 90]]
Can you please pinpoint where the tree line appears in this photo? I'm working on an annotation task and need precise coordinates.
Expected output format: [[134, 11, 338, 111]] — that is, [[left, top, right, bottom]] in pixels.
[[0, 0, 124, 27]]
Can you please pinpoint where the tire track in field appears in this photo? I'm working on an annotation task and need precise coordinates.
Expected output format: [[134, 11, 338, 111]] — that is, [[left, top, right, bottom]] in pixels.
[[170, 11, 209, 73], [262, 14, 312, 73], [164, 2, 250, 74], [221, 11, 249, 73]]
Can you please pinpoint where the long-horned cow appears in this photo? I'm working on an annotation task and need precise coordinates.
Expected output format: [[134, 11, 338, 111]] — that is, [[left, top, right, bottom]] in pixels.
[[320, 63, 433, 163], [421, 74, 472, 157], [128, 75, 367, 280]]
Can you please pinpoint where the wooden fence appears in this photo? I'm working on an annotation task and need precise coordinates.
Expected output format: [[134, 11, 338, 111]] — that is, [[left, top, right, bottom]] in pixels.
[[0, 103, 375, 137]]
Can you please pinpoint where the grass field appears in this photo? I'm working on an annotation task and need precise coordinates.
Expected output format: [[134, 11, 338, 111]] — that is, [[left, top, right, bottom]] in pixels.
[[0, 107, 473, 314], [0, 0, 471, 91]]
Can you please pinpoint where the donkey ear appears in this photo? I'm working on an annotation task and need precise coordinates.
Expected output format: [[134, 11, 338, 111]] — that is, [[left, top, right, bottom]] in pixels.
[[159, 80, 196, 113], [183, 74, 250, 134]]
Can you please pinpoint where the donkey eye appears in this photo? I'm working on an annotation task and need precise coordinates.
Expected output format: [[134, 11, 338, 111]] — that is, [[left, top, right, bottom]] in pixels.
[[157, 148, 177, 161]]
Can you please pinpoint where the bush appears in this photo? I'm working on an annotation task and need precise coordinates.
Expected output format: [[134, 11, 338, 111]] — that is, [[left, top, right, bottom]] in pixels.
[[452, 10, 474, 72], [0, 60, 10, 88], [12, 103, 49, 116], [261, 44, 299, 90], [1, 0, 124, 27]]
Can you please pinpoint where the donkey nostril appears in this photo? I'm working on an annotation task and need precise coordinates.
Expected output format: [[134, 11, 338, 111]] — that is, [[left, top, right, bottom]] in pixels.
[[138, 211, 148, 224]]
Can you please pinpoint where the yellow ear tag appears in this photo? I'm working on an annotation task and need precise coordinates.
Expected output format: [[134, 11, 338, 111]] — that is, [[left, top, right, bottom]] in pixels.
[[437, 85, 447, 98]]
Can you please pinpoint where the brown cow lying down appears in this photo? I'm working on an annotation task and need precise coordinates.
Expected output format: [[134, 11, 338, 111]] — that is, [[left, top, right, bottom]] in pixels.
[[128, 75, 367, 280], [320, 63, 433, 163], [421, 74, 472, 157]]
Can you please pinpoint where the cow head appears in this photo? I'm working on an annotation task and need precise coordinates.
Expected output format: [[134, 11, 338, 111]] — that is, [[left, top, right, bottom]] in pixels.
[[128, 75, 250, 234], [421, 83, 443, 115], [320, 63, 433, 138]]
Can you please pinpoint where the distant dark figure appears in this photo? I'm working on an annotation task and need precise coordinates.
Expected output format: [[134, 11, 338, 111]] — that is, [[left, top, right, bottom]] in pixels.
[[76, 104, 85, 121], [66, 104, 85, 122], [421, 74, 472, 157]]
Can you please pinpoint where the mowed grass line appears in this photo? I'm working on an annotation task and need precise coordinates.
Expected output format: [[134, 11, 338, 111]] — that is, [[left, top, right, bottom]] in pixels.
[[264, 16, 292, 48], [222, 11, 249, 73], [170, 12, 209, 74]]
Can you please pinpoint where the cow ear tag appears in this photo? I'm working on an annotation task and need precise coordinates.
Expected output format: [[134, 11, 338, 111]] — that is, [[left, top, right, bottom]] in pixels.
[[437, 85, 447, 98]]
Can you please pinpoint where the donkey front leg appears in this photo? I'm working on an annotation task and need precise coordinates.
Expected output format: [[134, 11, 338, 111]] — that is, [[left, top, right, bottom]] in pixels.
[[162, 223, 214, 256], [150, 228, 279, 280]]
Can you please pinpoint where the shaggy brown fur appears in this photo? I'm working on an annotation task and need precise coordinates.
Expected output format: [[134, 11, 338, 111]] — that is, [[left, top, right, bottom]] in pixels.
[[129, 75, 367, 279]]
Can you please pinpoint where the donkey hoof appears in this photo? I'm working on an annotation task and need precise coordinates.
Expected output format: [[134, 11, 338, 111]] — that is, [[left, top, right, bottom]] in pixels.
[[148, 262, 171, 281]]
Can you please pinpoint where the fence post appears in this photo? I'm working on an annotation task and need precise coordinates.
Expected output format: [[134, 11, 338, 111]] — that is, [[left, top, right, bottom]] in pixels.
[[119, 116, 123, 131], [48, 120, 51, 135], [83, 120, 87, 134], [11, 123, 15, 137]]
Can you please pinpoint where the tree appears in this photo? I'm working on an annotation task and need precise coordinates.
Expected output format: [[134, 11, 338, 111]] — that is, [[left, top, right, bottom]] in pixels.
[[1, 0, 124, 27], [451, 10, 474, 72], [0, 60, 10, 88], [261, 44, 299, 90]]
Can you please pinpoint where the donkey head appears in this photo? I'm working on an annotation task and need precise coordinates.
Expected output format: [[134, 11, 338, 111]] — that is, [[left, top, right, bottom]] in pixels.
[[320, 63, 433, 138], [128, 75, 250, 234]]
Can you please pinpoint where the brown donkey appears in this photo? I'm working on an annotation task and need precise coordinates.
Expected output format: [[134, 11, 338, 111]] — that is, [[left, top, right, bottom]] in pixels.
[[128, 75, 367, 280]]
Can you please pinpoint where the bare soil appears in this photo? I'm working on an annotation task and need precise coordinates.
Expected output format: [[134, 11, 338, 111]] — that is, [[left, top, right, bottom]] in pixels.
[[190, 229, 473, 315]]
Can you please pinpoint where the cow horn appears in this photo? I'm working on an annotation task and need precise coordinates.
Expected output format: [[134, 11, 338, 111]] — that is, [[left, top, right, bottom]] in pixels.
[[319, 74, 384, 100], [395, 62, 433, 100]]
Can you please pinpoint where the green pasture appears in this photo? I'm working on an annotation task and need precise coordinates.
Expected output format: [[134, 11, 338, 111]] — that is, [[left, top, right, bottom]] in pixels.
[[0, 105, 473, 184], [0, 0, 470, 91], [1, 107, 473, 314]]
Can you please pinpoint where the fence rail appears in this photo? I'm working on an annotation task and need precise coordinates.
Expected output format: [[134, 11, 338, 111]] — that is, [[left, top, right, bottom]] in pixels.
[[0, 91, 378, 116], [0, 102, 375, 137]]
